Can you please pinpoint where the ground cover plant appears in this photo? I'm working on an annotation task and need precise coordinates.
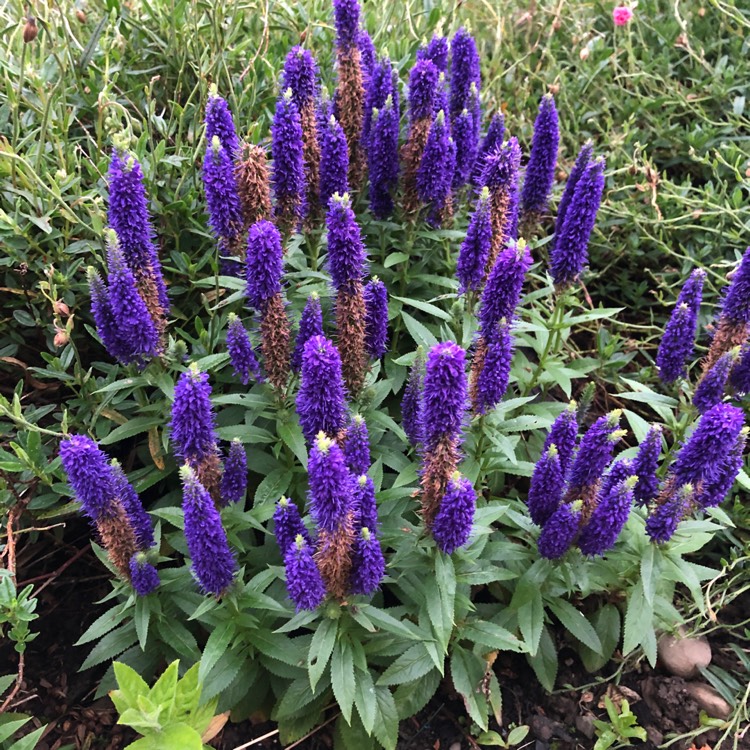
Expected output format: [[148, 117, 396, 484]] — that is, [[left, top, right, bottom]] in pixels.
[[1, 0, 749, 748]]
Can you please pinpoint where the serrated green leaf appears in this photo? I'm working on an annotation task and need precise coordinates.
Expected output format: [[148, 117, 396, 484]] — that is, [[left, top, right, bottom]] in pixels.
[[622, 580, 653, 656], [278, 420, 308, 467], [81, 622, 138, 670], [75, 604, 128, 645], [199, 621, 235, 683], [371, 686, 399, 750], [461, 621, 527, 653], [353, 668, 377, 734], [331, 638, 355, 724], [527, 625, 558, 692], [580, 604, 621, 674], [377, 643, 435, 686], [393, 669, 441, 721], [134, 596, 150, 651], [450, 645, 488, 730], [308, 617, 337, 691], [7, 722, 48, 750], [99, 417, 161, 445], [546, 598, 602, 656]]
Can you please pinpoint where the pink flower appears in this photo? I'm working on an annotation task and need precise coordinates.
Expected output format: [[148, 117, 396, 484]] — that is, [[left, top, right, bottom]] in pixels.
[[613, 6, 633, 25]]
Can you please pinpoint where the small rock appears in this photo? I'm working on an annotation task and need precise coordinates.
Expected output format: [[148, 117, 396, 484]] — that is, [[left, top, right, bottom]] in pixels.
[[647, 726, 663, 745], [684, 683, 731, 720], [658, 630, 711, 678], [575, 714, 595, 739], [449, 743, 462, 750], [530, 716, 555, 742]]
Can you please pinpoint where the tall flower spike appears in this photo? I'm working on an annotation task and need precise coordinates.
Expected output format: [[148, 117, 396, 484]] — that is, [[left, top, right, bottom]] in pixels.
[[693, 349, 736, 414], [104, 230, 160, 367], [181, 464, 236, 596], [402, 349, 425, 448], [432, 472, 476, 554], [343, 414, 370, 476], [402, 59, 439, 213], [434, 72, 450, 118], [601, 459, 635, 497], [285, 535, 326, 610], [319, 114, 350, 209], [203, 135, 244, 252], [367, 96, 400, 218], [272, 89, 306, 233], [332, 0, 365, 186], [364, 277, 389, 359], [656, 269, 705, 384], [482, 138, 522, 274], [354, 474, 378, 533], [578, 476, 637, 556], [418, 34, 449, 72], [417, 110, 457, 225], [170, 365, 222, 498], [453, 107, 478, 191], [283, 47, 321, 220], [220, 438, 247, 506], [646, 484, 694, 544], [473, 113, 505, 187], [205, 90, 239, 158], [457, 187, 493, 294], [538, 502, 581, 560], [549, 157, 605, 287], [226, 313, 263, 385], [274, 497, 311, 555], [449, 28, 481, 122], [296, 335, 348, 442], [350, 527, 385, 595], [699, 427, 748, 508], [358, 29, 376, 87], [473, 318, 514, 414], [527, 444, 565, 527], [520, 93, 560, 230], [108, 149, 169, 315], [420, 342, 467, 526], [730, 344, 750, 395], [543, 402, 579, 478], [88, 266, 125, 363], [553, 142, 593, 246], [364, 56, 396, 146], [632, 425, 661, 506], [235, 143, 272, 230], [704, 248, 750, 370], [292, 292, 324, 372], [111, 460, 155, 551], [129, 553, 160, 596]]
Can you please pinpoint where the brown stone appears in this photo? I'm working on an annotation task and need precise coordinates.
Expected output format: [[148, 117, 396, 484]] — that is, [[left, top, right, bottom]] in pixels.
[[684, 682, 731, 720], [658, 630, 712, 678]]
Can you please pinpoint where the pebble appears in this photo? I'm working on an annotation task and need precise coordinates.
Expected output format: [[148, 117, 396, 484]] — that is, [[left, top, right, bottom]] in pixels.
[[449, 743, 462, 750], [657, 630, 711, 678], [684, 682, 731, 720], [575, 714, 595, 739]]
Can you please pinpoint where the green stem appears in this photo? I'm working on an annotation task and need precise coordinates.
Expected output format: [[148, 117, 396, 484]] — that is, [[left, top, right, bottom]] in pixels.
[[12, 42, 28, 186], [523, 290, 567, 396]]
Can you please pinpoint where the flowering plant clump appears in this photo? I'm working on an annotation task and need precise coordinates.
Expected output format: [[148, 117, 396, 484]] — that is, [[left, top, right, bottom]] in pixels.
[[9, 0, 740, 746]]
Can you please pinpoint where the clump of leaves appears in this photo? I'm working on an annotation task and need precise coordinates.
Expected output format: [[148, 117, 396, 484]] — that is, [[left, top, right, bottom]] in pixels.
[[593, 696, 647, 750]]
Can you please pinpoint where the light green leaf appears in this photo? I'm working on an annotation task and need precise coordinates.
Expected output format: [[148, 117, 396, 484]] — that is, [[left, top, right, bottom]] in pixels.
[[331, 639, 355, 724], [308, 617, 337, 691]]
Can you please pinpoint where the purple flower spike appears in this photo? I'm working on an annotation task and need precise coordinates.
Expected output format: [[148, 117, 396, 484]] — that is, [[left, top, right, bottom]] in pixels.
[[537, 502, 581, 560], [180, 464, 236, 596], [549, 157, 605, 287], [520, 94, 559, 218], [449, 28, 481, 121], [129, 554, 160, 596], [474, 319, 514, 414], [60, 435, 117, 521], [647, 484, 694, 543], [432, 473, 475, 554], [473, 113, 505, 186], [308, 433, 357, 534], [88, 266, 125, 363], [319, 115, 350, 208], [274, 497, 310, 556], [527, 444, 564, 526], [483, 138, 522, 265], [203, 136, 243, 243], [554, 142, 593, 240], [170, 365, 218, 465], [364, 277, 389, 358], [205, 91, 239, 158], [246, 219, 284, 310], [105, 231, 160, 366], [418, 34, 449, 72], [350, 527, 385, 595], [354, 474, 378, 533], [601, 459, 635, 496], [367, 96, 400, 218], [730, 344, 750, 394], [633, 426, 662, 505], [567, 411, 624, 495], [325, 193, 368, 290], [453, 108, 478, 190], [671, 404, 745, 489], [578, 476, 637, 556], [402, 349, 425, 448], [227, 313, 263, 384], [284, 534, 327, 610], [332, 0, 360, 50], [343, 414, 371, 476], [417, 110, 457, 224], [434, 73, 450, 118], [457, 188, 493, 294], [543, 402, 579, 477], [107, 150, 169, 313], [693, 350, 736, 413], [408, 59, 439, 122], [272, 89, 306, 229], [296, 335, 348, 442], [282, 46, 319, 110], [292, 292, 324, 372], [358, 30, 376, 84], [364, 56, 395, 146], [422, 342, 467, 451], [111, 460, 154, 550], [220, 438, 247, 506], [720, 247, 750, 326], [699, 427, 748, 508], [656, 269, 705, 384], [479, 239, 533, 338]]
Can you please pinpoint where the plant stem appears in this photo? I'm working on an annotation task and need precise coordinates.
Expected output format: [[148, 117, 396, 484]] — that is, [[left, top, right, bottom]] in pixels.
[[523, 289, 568, 396]]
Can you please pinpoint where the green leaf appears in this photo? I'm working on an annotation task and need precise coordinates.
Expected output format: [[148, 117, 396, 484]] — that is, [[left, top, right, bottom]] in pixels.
[[546, 598, 602, 656], [331, 638, 356, 724], [110, 662, 150, 714], [622, 580, 653, 656], [393, 669, 441, 721], [275, 674, 328, 720], [0, 716, 31, 744], [377, 643, 435, 686], [156, 618, 200, 661], [527, 625, 558, 692], [75, 604, 128, 645], [278, 420, 308, 467], [580, 604, 621, 674], [148, 661, 179, 721], [81, 623, 138, 670], [0, 675, 17, 699], [7, 722, 47, 750], [134, 596, 151, 651], [450, 645, 488, 730], [335, 710, 375, 750], [251, 629, 304, 667], [513, 580, 544, 656], [371, 686, 399, 750], [353, 668, 377, 734], [383, 252, 409, 268], [308, 617, 337, 691], [358, 605, 420, 640], [199, 621, 235, 683], [401, 311, 438, 348], [640, 543, 657, 606], [99, 416, 161, 445], [392, 295, 452, 321], [461, 621, 527, 653]]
